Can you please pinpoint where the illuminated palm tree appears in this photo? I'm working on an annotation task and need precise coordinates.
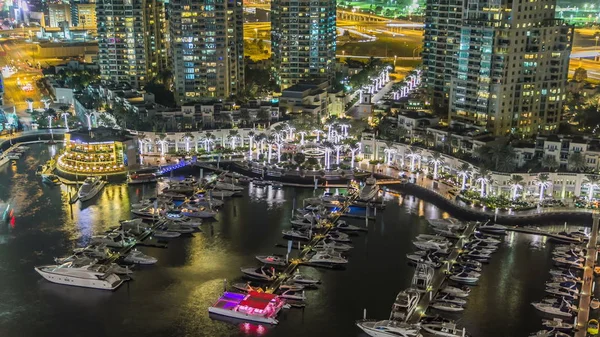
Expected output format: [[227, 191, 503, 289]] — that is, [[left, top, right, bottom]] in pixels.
[[183, 132, 194, 153], [457, 163, 471, 190], [248, 131, 256, 159], [349, 142, 361, 169], [508, 175, 524, 200], [536, 173, 552, 202], [475, 169, 490, 198], [585, 174, 600, 201], [430, 152, 444, 180], [406, 146, 421, 171]]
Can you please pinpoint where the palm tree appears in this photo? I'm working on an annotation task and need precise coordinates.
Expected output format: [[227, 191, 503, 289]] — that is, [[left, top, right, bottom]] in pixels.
[[248, 131, 256, 159], [568, 152, 586, 172], [430, 152, 444, 179], [406, 146, 421, 171], [585, 174, 600, 201], [536, 173, 552, 202], [183, 132, 194, 153], [156, 133, 168, 156], [476, 168, 490, 198], [228, 130, 239, 149], [508, 175, 524, 200], [457, 163, 471, 190], [137, 133, 147, 154], [349, 141, 361, 169]]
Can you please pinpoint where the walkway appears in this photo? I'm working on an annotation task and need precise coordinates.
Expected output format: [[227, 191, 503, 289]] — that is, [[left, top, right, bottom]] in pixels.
[[407, 221, 477, 323], [575, 213, 600, 337]]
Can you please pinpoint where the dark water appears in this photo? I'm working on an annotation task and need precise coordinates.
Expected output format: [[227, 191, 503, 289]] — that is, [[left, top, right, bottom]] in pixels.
[[0, 144, 581, 337]]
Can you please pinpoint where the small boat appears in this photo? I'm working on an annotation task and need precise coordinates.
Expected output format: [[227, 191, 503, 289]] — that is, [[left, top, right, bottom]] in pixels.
[[240, 266, 277, 281], [421, 323, 468, 337], [163, 211, 202, 227], [256, 255, 287, 266], [179, 205, 218, 218], [131, 207, 163, 219], [431, 301, 464, 312], [279, 281, 306, 291], [472, 232, 501, 244], [335, 221, 367, 232], [440, 286, 470, 298], [42, 174, 61, 185], [326, 232, 351, 243], [435, 294, 467, 306], [477, 222, 507, 234], [231, 282, 262, 293], [541, 318, 574, 331], [359, 176, 380, 201], [77, 177, 106, 202], [271, 182, 284, 189], [282, 229, 311, 240], [553, 256, 584, 268], [161, 191, 188, 200], [279, 289, 306, 301], [432, 227, 460, 239], [124, 250, 157, 265], [529, 330, 573, 337], [390, 288, 421, 321], [414, 240, 451, 254], [416, 234, 449, 242], [456, 258, 482, 269], [214, 181, 244, 192], [549, 269, 581, 281], [91, 232, 136, 248], [532, 300, 576, 317], [289, 272, 320, 285], [356, 319, 423, 337], [406, 251, 443, 268], [160, 222, 195, 234], [545, 287, 578, 299], [127, 172, 157, 184], [153, 230, 181, 238], [546, 281, 578, 289], [428, 218, 463, 229], [210, 189, 239, 198], [449, 272, 479, 284], [307, 250, 348, 265], [189, 197, 225, 208], [313, 239, 354, 252]]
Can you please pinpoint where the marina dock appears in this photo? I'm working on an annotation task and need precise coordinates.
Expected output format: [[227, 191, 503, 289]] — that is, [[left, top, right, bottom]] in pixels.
[[407, 221, 478, 324], [574, 212, 600, 337]]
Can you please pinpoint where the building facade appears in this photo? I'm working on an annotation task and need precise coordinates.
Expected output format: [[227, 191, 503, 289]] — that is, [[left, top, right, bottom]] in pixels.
[[48, 3, 72, 27], [169, 0, 244, 103], [75, 3, 96, 29], [271, 0, 336, 90], [144, 0, 168, 80], [423, 0, 573, 136]]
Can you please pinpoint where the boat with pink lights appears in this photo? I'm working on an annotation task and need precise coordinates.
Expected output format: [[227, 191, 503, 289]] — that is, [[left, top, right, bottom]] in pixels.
[[208, 291, 288, 324]]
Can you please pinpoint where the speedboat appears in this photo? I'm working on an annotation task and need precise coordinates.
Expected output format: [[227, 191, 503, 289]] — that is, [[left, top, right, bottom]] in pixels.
[[541, 318, 574, 331], [456, 258, 483, 269], [161, 190, 188, 200], [179, 204, 218, 218], [42, 174, 61, 185], [34, 261, 125, 290], [124, 250, 157, 265], [326, 232, 352, 243], [472, 232, 501, 244], [188, 197, 225, 208], [449, 272, 479, 284], [416, 234, 449, 242], [164, 211, 202, 227], [313, 239, 353, 252], [210, 189, 239, 198], [290, 217, 320, 228], [406, 251, 443, 268], [421, 323, 468, 337], [545, 281, 578, 289], [440, 286, 470, 298], [214, 181, 244, 192], [545, 287, 578, 299], [307, 250, 348, 265], [91, 231, 136, 248], [335, 221, 367, 232], [431, 301, 464, 312], [256, 255, 287, 266], [208, 291, 286, 325], [435, 294, 467, 306], [528, 330, 572, 337], [279, 289, 306, 301], [160, 222, 195, 234], [356, 319, 422, 337], [289, 271, 320, 285], [549, 269, 581, 281], [127, 172, 157, 184], [413, 240, 451, 254], [282, 229, 311, 240], [71, 244, 113, 260], [77, 177, 106, 202], [359, 176, 380, 201], [432, 227, 460, 239], [477, 222, 507, 234], [532, 300, 576, 317], [153, 230, 181, 238], [553, 256, 584, 268], [428, 218, 463, 230], [390, 288, 421, 321], [240, 266, 277, 281], [131, 206, 163, 219]]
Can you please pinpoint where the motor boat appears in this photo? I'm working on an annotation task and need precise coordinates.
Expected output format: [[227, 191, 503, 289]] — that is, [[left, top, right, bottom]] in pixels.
[[91, 231, 136, 248], [335, 221, 367, 232], [356, 319, 423, 337], [449, 272, 479, 284], [464, 250, 490, 261], [528, 330, 572, 337], [240, 266, 277, 281], [545, 287, 578, 299], [307, 250, 348, 265], [416, 234, 449, 242], [279, 289, 306, 301], [127, 172, 157, 184], [271, 182, 284, 189], [161, 191, 188, 200], [440, 286, 470, 298], [451, 264, 481, 274], [465, 240, 498, 249], [124, 250, 158, 265], [472, 232, 501, 244], [477, 222, 507, 234], [160, 222, 195, 234], [282, 229, 311, 240], [532, 299, 576, 317], [435, 294, 467, 306], [120, 219, 150, 235], [71, 244, 113, 260], [428, 218, 463, 230], [553, 256, 584, 268], [390, 288, 421, 321], [406, 251, 443, 268], [77, 177, 106, 202], [153, 230, 181, 238], [545, 281, 578, 289], [289, 272, 320, 285], [550, 232, 584, 244], [431, 301, 464, 312], [41, 174, 61, 185], [179, 204, 218, 218], [131, 206, 163, 219], [431, 227, 460, 239], [541, 318, 574, 331], [214, 181, 244, 192], [549, 269, 581, 281], [163, 181, 196, 194], [413, 240, 451, 254], [312, 239, 354, 252], [279, 280, 307, 291], [421, 323, 469, 337], [359, 176, 380, 201], [321, 192, 347, 203], [326, 232, 352, 243], [210, 189, 239, 198], [290, 217, 320, 228], [256, 255, 287, 266], [456, 258, 483, 269], [34, 261, 125, 290], [164, 211, 202, 227], [208, 291, 287, 324], [189, 197, 225, 208]]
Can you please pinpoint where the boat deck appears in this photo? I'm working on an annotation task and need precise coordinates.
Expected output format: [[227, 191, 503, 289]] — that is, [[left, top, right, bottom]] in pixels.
[[406, 221, 478, 324]]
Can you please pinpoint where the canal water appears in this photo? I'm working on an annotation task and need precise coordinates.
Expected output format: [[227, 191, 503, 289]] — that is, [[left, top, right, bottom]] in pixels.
[[0, 144, 582, 337]]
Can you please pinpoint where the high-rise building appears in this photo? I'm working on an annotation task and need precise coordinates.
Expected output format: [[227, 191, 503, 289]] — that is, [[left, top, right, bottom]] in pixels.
[[169, 0, 244, 103], [48, 3, 72, 27], [423, 0, 573, 135], [271, 0, 336, 90], [75, 3, 96, 29], [96, 0, 167, 88]]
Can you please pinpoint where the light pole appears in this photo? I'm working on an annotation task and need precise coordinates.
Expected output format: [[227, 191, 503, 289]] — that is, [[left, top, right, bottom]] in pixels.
[[595, 36, 599, 61]]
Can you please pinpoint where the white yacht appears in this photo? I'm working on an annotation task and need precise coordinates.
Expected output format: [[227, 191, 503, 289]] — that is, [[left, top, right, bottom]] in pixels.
[[541, 318, 574, 331], [307, 250, 348, 265], [214, 181, 244, 192], [531, 300, 576, 317], [34, 262, 125, 290], [77, 177, 106, 202], [421, 323, 468, 337], [449, 272, 479, 284], [91, 232, 136, 248], [356, 319, 423, 337], [240, 266, 277, 281], [434, 294, 467, 306], [256, 255, 287, 266], [124, 250, 157, 265], [359, 176, 380, 201], [391, 288, 421, 321]]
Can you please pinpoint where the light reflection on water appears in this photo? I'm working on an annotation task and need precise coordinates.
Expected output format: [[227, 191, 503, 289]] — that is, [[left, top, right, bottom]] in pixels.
[[0, 144, 592, 337]]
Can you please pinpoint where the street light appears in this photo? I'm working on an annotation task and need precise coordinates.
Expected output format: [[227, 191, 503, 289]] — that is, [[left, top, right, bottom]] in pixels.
[[596, 36, 599, 62]]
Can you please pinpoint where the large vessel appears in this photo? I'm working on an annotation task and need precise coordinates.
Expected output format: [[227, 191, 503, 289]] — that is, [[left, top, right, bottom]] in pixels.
[[359, 176, 380, 201], [78, 177, 106, 202], [34, 262, 125, 290], [208, 291, 287, 324], [356, 319, 422, 337]]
